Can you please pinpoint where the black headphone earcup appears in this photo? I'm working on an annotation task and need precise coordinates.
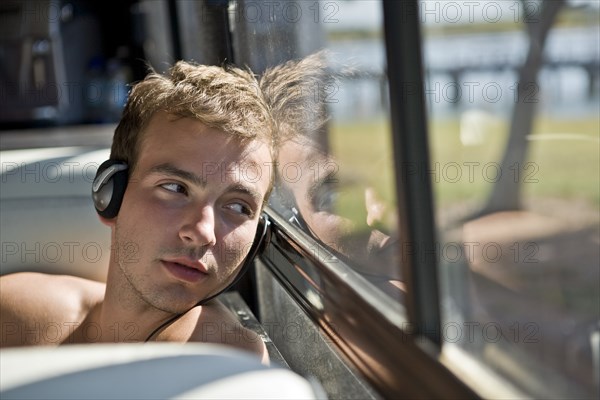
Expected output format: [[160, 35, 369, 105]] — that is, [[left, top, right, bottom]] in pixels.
[[195, 212, 271, 306], [92, 160, 129, 219]]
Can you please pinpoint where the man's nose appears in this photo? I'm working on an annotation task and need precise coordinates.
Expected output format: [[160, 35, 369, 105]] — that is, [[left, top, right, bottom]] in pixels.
[[365, 187, 397, 235], [178, 206, 217, 247]]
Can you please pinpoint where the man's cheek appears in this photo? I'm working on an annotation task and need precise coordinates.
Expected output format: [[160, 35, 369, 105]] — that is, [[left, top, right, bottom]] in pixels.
[[222, 241, 252, 266], [113, 240, 142, 265]]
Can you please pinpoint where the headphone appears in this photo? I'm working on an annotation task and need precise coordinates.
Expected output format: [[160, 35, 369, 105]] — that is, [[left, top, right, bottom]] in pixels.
[[92, 160, 129, 219], [92, 159, 271, 302]]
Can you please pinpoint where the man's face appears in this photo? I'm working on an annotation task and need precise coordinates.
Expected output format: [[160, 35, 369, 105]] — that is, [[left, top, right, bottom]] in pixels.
[[113, 111, 272, 313], [277, 138, 401, 284]]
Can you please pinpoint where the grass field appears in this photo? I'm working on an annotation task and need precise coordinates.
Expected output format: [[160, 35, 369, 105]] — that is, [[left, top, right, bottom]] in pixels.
[[329, 113, 600, 220], [429, 115, 600, 206]]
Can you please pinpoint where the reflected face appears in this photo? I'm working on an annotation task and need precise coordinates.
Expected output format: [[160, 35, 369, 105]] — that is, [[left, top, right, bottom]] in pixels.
[[113, 112, 272, 313], [278, 138, 401, 283]]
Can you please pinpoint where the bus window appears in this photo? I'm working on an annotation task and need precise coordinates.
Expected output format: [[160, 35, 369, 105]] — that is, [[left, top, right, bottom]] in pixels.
[[231, 2, 424, 397], [421, 0, 600, 397]]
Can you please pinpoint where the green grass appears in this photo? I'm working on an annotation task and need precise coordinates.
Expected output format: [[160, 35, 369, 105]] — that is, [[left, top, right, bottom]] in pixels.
[[328, 114, 599, 217], [525, 118, 600, 203], [429, 115, 600, 207]]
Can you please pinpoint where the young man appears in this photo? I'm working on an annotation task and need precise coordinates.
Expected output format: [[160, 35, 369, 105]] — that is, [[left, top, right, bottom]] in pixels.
[[0, 61, 274, 363]]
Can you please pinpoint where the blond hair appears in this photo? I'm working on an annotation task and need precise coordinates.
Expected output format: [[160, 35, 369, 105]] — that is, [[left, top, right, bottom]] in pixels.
[[259, 51, 334, 147], [111, 61, 274, 171]]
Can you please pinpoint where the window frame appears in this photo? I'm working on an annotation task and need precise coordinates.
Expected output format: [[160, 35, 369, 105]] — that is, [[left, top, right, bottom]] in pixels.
[[382, 0, 441, 345], [258, 207, 477, 398]]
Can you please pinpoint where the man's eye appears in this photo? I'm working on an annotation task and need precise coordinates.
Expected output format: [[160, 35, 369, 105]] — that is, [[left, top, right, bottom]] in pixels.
[[312, 184, 339, 213], [160, 183, 187, 194], [225, 202, 253, 217]]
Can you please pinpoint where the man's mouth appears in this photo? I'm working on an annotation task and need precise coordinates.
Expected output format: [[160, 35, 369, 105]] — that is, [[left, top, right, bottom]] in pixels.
[[161, 257, 209, 283]]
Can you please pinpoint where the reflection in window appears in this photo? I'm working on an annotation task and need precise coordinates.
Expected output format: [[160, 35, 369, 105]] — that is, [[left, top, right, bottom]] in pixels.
[[263, 57, 402, 303], [233, 1, 404, 303], [422, 0, 599, 397]]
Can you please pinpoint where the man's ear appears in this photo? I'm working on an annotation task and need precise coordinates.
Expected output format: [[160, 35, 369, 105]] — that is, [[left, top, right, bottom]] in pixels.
[[98, 214, 116, 227]]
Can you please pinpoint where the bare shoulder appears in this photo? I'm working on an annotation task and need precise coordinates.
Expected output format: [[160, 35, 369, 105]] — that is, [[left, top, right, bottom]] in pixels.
[[0, 272, 105, 347], [0, 272, 105, 306], [162, 299, 268, 364]]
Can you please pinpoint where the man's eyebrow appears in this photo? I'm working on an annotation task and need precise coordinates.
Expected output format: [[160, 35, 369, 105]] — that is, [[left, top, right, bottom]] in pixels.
[[148, 163, 206, 187], [227, 183, 263, 204], [148, 164, 263, 202]]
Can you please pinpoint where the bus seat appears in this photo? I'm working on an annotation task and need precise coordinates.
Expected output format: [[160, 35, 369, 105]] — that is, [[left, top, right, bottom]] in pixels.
[[0, 147, 111, 282]]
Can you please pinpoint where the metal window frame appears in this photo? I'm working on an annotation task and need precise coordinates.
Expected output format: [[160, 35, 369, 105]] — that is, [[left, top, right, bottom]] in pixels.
[[382, 0, 441, 345], [258, 208, 477, 398]]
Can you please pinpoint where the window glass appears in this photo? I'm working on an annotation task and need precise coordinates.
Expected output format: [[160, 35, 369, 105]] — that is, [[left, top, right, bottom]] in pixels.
[[421, 0, 599, 396], [233, 0, 403, 303]]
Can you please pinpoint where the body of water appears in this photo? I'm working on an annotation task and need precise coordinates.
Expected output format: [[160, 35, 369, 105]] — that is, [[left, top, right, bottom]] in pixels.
[[326, 26, 600, 119]]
